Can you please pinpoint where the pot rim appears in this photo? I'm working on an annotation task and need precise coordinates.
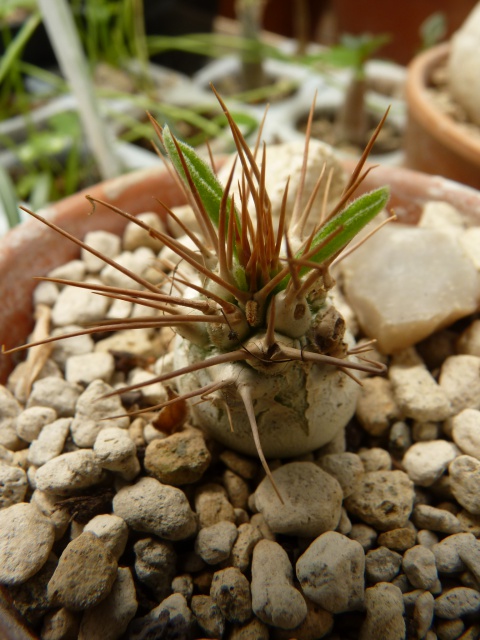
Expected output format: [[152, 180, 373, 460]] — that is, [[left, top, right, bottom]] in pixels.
[[405, 42, 480, 166]]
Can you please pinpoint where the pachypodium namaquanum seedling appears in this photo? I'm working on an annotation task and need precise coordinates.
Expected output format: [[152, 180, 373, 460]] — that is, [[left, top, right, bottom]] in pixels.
[[3, 90, 390, 500]]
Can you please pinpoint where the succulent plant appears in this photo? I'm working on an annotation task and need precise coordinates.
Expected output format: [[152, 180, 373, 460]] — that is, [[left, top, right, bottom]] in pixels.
[[3, 90, 390, 498]]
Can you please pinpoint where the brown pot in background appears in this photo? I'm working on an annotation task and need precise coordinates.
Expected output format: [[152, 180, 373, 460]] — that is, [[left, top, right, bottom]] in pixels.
[[330, 0, 476, 64], [404, 43, 480, 190]]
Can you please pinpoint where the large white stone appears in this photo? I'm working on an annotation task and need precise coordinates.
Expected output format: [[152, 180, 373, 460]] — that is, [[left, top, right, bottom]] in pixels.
[[342, 224, 479, 353]]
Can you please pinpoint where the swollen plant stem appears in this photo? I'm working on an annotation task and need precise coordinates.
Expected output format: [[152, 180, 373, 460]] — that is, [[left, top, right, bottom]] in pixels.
[[37, 0, 123, 180]]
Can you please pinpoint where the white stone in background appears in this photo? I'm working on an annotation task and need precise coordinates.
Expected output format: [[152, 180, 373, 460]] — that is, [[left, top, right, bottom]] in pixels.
[[31, 489, 71, 540], [75, 380, 130, 430], [316, 452, 364, 498], [34, 450, 104, 495], [70, 418, 103, 448], [439, 355, 480, 413], [251, 539, 307, 630], [341, 224, 479, 353], [128, 368, 168, 405], [296, 531, 365, 613], [452, 408, 480, 459], [166, 204, 201, 238], [402, 440, 460, 487], [52, 282, 110, 327], [27, 376, 82, 417], [194, 483, 236, 529], [51, 327, 95, 369], [94, 328, 159, 358], [81, 230, 122, 274], [113, 477, 196, 541], [33, 280, 59, 306], [106, 298, 133, 320], [100, 247, 156, 290], [0, 502, 55, 585], [94, 427, 140, 480], [123, 212, 165, 252], [158, 234, 202, 268], [359, 583, 405, 640], [433, 533, 476, 574], [0, 385, 24, 450], [254, 462, 342, 537], [194, 520, 238, 565], [0, 444, 14, 465], [48, 259, 86, 283], [15, 406, 57, 443], [28, 418, 71, 467], [0, 462, 28, 508], [449, 455, 480, 514], [418, 201, 466, 237], [389, 348, 453, 421], [402, 545, 438, 590], [78, 566, 138, 640], [65, 352, 115, 385]]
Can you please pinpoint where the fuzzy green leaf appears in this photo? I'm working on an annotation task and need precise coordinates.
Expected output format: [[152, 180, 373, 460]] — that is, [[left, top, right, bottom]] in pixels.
[[306, 186, 390, 266], [276, 186, 390, 292], [163, 125, 227, 228]]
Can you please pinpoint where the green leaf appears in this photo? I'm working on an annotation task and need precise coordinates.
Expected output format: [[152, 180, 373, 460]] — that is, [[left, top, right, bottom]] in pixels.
[[276, 186, 390, 292], [0, 165, 21, 229], [308, 186, 390, 265]]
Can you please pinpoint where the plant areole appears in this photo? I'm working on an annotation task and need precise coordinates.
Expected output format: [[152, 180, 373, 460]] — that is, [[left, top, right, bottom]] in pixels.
[[3, 90, 389, 498]]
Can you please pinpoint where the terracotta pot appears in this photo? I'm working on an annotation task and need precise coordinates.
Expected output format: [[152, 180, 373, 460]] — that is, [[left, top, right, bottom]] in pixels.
[[2, 159, 480, 389], [0, 165, 185, 384], [404, 43, 480, 189], [2, 160, 480, 637], [331, 0, 477, 65]]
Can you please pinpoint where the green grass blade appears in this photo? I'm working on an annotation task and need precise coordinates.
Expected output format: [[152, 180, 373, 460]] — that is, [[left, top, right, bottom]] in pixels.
[[0, 166, 21, 229], [0, 11, 41, 85]]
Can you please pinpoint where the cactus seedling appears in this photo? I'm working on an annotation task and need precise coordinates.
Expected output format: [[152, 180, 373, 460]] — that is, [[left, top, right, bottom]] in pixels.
[[3, 90, 390, 499]]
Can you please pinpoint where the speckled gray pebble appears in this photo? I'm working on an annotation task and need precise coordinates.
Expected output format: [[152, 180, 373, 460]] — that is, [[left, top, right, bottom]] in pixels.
[[15, 406, 57, 442], [27, 376, 81, 417], [251, 539, 307, 629], [344, 470, 415, 531], [83, 514, 129, 560], [113, 476, 196, 540], [402, 440, 459, 486], [78, 567, 138, 640], [48, 532, 117, 611], [34, 450, 104, 495], [65, 352, 115, 385], [296, 531, 365, 613], [359, 582, 405, 640], [194, 483, 236, 529], [413, 591, 435, 640], [231, 522, 263, 573], [434, 587, 480, 619], [210, 567, 252, 623], [133, 537, 176, 601], [75, 380, 130, 429], [254, 462, 342, 537], [316, 452, 364, 498], [432, 533, 475, 574], [194, 520, 238, 565], [0, 462, 28, 508], [402, 545, 438, 589], [28, 418, 71, 467], [452, 408, 480, 459], [439, 355, 480, 413], [449, 455, 480, 514], [365, 546, 403, 583], [412, 503, 463, 534], [191, 595, 225, 639], [0, 502, 55, 585]]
